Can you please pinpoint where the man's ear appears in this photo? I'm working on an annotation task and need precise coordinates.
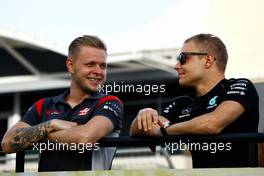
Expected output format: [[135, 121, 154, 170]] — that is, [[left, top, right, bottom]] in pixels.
[[205, 55, 215, 69], [66, 57, 74, 74]]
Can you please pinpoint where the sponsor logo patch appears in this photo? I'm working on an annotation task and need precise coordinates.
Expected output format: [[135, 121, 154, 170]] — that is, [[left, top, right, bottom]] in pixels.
[[46, 110, 61, 116], [78, 108, 90, 116], [207, 96, 218, 109], [103, 105, 119, 116]]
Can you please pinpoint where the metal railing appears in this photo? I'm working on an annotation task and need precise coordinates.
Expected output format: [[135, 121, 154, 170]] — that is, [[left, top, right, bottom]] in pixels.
[[1, 132, 263, 172]]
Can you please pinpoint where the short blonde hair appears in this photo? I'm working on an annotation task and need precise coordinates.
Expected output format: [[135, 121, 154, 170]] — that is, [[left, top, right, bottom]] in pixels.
[[184, 33, 228, 72], [68, 35, 107, 59]]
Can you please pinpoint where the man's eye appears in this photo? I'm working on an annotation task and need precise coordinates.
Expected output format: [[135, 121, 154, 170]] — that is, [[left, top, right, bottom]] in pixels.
[[85, 63, 93, 66], [100, 64, 106, 69]]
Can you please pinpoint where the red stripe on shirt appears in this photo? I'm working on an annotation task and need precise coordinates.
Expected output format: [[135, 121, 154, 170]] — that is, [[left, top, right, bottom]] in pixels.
[[35, 98, 44, 119], [96, 95, 123, 108]]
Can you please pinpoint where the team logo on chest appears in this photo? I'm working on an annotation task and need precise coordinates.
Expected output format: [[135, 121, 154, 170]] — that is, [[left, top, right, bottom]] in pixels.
[[179, 107, 192, 119], [207, 96, 218, 109], [78, 107, 90, 116]]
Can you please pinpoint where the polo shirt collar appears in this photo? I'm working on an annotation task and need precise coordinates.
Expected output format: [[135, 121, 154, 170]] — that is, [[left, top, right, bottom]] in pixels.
[[53, 89, 105, 104]]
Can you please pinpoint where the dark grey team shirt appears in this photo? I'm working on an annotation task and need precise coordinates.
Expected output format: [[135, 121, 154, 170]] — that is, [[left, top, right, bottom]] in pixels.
[[21, 90, 123, 171], [161, 78, 259, 168]]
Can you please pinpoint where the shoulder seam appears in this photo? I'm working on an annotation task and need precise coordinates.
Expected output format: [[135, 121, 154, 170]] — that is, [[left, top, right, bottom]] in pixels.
[[96, 95, 123, 108]]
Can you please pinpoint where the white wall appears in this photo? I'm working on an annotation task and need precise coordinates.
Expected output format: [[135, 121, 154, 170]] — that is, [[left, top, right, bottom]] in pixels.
[[207, 0, 264, 80], [109, 0, 264, 80]]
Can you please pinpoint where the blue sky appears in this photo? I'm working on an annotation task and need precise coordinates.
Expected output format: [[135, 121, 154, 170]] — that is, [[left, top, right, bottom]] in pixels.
[[0, 0, 176, 45]]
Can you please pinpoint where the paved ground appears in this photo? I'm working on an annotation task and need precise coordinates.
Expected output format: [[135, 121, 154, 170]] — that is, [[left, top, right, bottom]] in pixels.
[[0, 168, 264, 176]]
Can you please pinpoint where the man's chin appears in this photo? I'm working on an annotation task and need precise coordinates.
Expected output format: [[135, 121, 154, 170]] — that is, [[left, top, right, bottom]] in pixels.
[[83, 86, 100, 94], [179, 80, 190, 87], [178, 79, 185, 86]]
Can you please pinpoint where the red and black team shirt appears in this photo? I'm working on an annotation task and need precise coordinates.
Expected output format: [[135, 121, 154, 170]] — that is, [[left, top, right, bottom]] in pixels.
[[21, 90, 123, 130], [20, 90, 123, 171], [161, 78, 259, 168]]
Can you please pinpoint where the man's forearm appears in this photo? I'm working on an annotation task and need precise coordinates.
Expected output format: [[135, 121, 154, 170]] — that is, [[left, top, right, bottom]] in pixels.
[[8, 121, 53, 152], [48, 128, 78, 144], [129, 119, 145, 136], [166, 113, 220, 135], [48, 124, 92, 144], [48, 116, 114, 144]]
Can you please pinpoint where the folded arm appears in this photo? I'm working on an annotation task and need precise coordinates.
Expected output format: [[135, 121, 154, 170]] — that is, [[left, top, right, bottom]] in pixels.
[[130, 101, 245, 137], [48, 115, 114, 144], [166, 100, 245, 135], [1, 119, 77, 153]]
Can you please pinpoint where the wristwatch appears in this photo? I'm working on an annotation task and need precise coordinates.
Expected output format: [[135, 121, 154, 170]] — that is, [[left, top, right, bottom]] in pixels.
[[160, 121, 171, 136]]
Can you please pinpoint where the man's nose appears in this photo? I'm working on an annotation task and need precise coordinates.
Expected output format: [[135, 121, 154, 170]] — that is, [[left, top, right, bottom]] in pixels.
[[174, 61, 181, 71], [93, 65, 104, 74]]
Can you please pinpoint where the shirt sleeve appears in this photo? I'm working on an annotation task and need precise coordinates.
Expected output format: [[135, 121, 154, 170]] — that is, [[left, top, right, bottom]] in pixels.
[[93, 98, 123, 130], [223, 78, 259, 112], [20, 103, 41, 126], [161, 95, 194, 123]]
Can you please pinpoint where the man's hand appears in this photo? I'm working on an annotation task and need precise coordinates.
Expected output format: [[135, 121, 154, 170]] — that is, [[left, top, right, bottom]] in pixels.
[[130, 108, 170, 137], [157, 115, 170, 128], [50, 119, 77, 131], [148, 124, 163, 137], [136, 108, 159, 131]]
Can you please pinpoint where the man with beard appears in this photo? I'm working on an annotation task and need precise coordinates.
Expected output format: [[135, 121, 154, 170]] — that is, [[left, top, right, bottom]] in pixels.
[[1, 35, 123, 171], [130, 33, 259, 168]]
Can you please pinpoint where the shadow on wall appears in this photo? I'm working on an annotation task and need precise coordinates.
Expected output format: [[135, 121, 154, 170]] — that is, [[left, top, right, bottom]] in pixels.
[[255, 83, 264, 132]]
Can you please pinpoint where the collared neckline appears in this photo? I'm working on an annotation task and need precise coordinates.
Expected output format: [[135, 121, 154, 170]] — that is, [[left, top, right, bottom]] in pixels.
[[53, 89, 105, 104], [193, 78, 227, 101]]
